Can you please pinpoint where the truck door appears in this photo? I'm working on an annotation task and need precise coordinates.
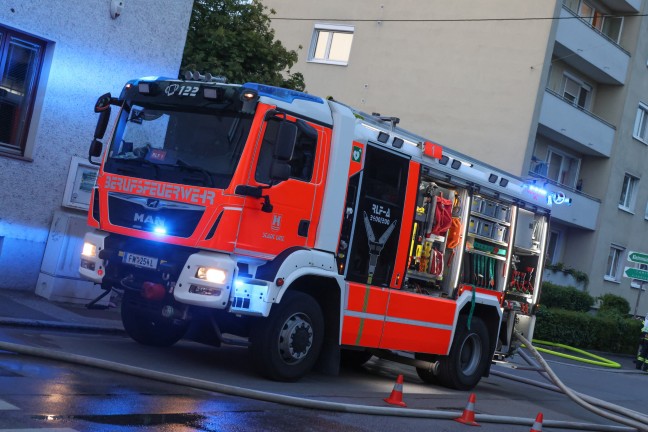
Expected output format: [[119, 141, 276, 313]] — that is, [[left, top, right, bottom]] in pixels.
[[235, 111, 328, 258], [345, 144, 409, 286], [340, 144, 410, 347]]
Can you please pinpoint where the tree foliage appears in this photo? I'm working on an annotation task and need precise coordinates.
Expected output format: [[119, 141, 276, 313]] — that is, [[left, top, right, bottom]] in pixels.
[[181, 0, 305, 90]]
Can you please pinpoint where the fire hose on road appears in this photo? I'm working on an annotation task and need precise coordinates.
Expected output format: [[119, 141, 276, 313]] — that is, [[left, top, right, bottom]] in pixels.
[[0, 327, 646, 431]]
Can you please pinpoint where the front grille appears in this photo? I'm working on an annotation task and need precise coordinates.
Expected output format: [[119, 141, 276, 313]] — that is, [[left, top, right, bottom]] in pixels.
[[102, 234, 197, 290], [108, 193, 204, 238]]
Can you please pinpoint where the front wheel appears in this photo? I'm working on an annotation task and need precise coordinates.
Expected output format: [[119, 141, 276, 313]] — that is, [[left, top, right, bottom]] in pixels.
[[436, 316, 490, 390], [121, 290, 188, 347], [249, 291, 324, 381]]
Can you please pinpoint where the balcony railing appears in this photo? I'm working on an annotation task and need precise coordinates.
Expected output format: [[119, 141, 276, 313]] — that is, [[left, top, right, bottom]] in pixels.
[[554, 6, 630, 85], [538, 89, 615, 157], [561, 5, 629, 54], [527, 171, 601, 230]]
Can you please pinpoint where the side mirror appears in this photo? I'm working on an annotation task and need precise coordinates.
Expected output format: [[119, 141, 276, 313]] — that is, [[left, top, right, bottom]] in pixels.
[[88, 138, 103, 166], [94, 93, 112, 113], [94, 109, 110, 139], [274, 121, 297, 161], [269, 161, 291, 182]]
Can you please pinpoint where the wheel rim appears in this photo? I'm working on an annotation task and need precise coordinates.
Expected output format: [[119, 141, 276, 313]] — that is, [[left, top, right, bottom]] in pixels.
[[277, 312, 313, 364], [459, 333, 482, 376]]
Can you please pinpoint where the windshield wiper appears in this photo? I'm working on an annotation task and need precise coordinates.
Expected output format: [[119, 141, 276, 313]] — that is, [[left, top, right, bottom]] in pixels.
[[176, 159, 214, 188], [113, 157, 160, 179]]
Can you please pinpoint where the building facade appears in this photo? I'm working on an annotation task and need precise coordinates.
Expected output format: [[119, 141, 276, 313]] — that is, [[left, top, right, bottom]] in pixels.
[[264, 0, 648, 314], [0, 0, 193, 291]]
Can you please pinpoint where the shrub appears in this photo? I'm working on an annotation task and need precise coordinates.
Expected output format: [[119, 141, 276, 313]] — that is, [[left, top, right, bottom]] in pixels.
[[539, 282, 594, 312], [535, 307, 642, 354], [545, 262, 589, 286], [598, 293, 630, 316]]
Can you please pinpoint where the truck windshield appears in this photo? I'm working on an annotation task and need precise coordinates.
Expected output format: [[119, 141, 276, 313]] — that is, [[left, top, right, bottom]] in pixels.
[[104, 103, 253, 189]]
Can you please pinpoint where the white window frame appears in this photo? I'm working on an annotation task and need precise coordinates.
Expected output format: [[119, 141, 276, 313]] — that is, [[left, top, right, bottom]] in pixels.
[[633, 102, 648, 144], [570, 0, 623, 43], [546, 229, 562, 265], [605, 245, 625, 282], [619, 173, 639, 212], [308, 24, 354, 66], [546, 147, 581, 188], [561, 73, 592, 110]]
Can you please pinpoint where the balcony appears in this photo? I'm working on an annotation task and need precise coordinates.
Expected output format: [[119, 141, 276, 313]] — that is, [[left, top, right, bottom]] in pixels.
[[528, 174, 601, 230], [554, 6, 630, 85], [538, 89, 615, 157], [600, 0, 641, 12]]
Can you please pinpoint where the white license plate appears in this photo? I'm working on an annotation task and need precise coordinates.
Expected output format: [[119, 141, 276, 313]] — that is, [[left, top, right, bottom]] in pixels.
[[123, 252, 158, 269]]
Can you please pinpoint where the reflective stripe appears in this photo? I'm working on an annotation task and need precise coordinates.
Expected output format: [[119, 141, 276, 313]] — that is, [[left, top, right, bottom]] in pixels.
[[344, 310, 453, 331]]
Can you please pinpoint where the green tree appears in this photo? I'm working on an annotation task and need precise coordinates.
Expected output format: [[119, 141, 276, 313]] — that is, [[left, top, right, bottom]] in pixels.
[[181, 0, 305, 90]]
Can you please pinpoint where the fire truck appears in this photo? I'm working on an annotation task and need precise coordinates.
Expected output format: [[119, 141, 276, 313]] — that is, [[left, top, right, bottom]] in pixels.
[[79, 73, 552, 389]]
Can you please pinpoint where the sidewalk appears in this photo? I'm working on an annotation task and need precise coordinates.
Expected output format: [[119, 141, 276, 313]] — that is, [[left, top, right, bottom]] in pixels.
[[0, 288, 123, 331]]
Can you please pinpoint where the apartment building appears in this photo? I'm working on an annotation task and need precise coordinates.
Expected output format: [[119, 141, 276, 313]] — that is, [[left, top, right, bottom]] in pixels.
[[264, 0, 648, 314], [0, 0, 193, 294]]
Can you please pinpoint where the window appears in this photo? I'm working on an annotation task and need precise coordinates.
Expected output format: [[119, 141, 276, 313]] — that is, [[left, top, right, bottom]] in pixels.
[[0, 26, 46, 157], [309, 24, 354, 65], [546, 229, 561, 264], [562, 74, 592, 110], [619, 173, 639, 211], [564, 0, 623, 43], [255, 117, 317, 184], [633, 103, 648, 144], [605, 245, 624, 281], [546, 148, 580, 188]]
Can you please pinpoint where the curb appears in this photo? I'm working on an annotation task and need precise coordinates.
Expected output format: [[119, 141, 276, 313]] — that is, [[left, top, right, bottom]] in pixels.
[[0, 317, 124, 333]]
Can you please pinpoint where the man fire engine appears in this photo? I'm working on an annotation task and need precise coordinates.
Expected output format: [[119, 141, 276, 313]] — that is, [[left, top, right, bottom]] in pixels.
[[79, 73, 552, 389]]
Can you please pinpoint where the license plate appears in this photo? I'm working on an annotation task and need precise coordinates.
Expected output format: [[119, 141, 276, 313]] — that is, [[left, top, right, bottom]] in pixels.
[[123, 252, 158, 270]]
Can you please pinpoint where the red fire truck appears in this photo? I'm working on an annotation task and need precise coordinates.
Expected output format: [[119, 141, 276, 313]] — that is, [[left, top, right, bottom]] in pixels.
[[79, 74, 551, 389]]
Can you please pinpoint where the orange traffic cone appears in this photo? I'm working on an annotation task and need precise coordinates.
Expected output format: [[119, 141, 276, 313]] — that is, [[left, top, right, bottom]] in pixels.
[[383, 374, 407, 407], [530, 413, 543, 431], [454, 393, 480, 426]]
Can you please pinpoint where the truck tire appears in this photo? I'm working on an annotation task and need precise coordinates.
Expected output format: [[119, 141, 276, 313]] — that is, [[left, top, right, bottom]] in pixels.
[[436, 316, 490, 390], [121, 291, 188, 347], [249, 291, 324, 381]]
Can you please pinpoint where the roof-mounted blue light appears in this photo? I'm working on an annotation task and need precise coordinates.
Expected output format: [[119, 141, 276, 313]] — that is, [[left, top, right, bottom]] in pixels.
[[243, 83, 324, 105]]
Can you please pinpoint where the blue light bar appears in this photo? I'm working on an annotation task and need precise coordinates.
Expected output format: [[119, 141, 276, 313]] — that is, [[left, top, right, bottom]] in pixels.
[[243, 83, 324, 105], [528, 185, 548, 196]]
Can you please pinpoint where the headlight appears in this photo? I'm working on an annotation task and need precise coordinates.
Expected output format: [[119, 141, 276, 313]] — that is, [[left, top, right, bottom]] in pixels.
[[82, 242, 97, 257], [196, 266, 226, 284]]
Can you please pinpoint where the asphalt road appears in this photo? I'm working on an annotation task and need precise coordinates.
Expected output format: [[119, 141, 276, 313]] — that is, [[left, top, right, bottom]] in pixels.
[[0, 326, 645, 431]]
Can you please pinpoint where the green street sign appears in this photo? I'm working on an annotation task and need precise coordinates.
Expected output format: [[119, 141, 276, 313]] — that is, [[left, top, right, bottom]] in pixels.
[[628, 251, 648, 265], [624, 267, 648, 282]]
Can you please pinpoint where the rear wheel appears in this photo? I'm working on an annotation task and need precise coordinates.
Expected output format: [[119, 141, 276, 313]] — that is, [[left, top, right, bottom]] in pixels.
[[121, 290, 188, 347], [249, 291, 324, 381], [436, 316, 490, 390]]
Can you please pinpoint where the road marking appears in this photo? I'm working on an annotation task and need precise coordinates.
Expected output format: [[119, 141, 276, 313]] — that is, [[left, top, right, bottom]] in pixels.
[[0, 399, 19, 410]]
